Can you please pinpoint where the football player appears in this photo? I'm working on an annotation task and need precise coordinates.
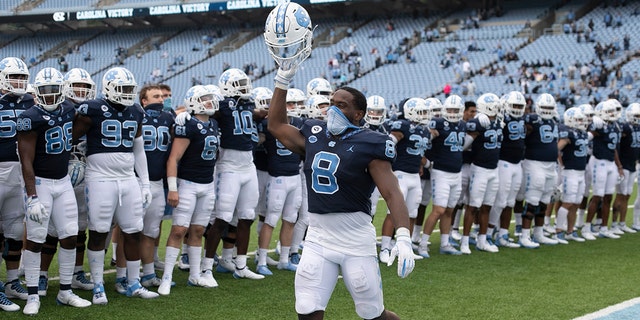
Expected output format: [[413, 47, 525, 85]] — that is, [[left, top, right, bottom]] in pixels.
[[73, 67, 158, 304], [0, 57, 33, 312], [17, 67, 92, 315]]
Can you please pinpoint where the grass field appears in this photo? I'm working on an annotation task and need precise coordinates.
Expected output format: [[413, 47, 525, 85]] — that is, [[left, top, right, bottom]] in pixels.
[[1, 200, 639, 320]]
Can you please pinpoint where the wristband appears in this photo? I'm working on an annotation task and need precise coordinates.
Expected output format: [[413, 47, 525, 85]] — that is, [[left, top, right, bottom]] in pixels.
[[395, 227, 411, 240], [167, 177, 178, 192]]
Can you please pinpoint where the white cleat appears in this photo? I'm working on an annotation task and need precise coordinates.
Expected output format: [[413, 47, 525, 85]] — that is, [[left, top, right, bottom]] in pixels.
[[439, 244, 462, 255], [451, 229, 462, 241], [378, 248, 391, 264], [216, 257, 236, 273], [199, 270, 219, 288], [23, 295, 40, 315], [233, 266, 265, 280], [598, 230, 620, 239], [476, 242, 499, 253], [619, 225, 637, 233], [460, 244, 471, 255], [497, 234, 521, 248], [277, 262, 298, 272], [611, 226, 625, 235], [158, 277, 172, 296], [533, 234, 558, 245], [71, 271, 94, 291], [0, 292, 19, 312], [56, 290, 91, 308], [5, 279, 28, 300], [417, 243, 430, 258], [553, 233, 569, 245], [566, 231, 586, 242], [518, 236, 540, 249], [92, 283, 108, 305], [140, 274, 162, 287], [126, 281, 159, 299]]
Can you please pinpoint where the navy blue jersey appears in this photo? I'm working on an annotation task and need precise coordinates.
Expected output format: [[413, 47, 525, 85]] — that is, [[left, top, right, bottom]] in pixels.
[[618, 123, 640, 172], [524, 113, 558, 162], [558, 124, 589, 170], [264, 117, 304, 177], [389, 119, 430, 174], [301, 119, 395, 215], [253, 118, 269, 171], [18, 101, 75, 179], [466, 118, 503, 169], [217, 97, 258, 151], [428, 118, 466, 173], [589, 122, 620, 162], [499, 114, 526, 164], [141, 103, 174, 181], [174, 117, 219, 184], [76, 98, 145, 156], [0, 94, 34, 162]]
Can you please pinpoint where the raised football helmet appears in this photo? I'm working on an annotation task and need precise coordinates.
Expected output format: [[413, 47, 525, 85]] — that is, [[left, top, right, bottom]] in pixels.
[[218, 68, 252, 100], [364, 95, 386, 126], [102, 67, 137, 106], [184, 85, 219, 116], [306, 78, 332, 98], [534, 93, 557, 120], [264, 1, 314, 68], [563, 107, 587, 131], [403, 97, 428, 124], [33, 67, 65, 112], [63, 68, 96, 103], [252, 87, 273, 110], [505, 91, 526, 117], [625, 103, 640, 125], [425, 97, 443, 120], [306, 94, 330, 120], [476, 93, 500, 117], [0, 57, 30, 96], [443, 94, 464, 123], [286, 88, 306, 117]]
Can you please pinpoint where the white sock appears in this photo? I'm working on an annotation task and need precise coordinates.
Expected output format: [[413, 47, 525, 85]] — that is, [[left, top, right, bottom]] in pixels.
[[556, 207, 568, 231], [142, 263, 155, 277], [126, 260, 141, 285], [221, 248, 234, 261], [116, 267, 127, 279], [88, 249, 105, 285], [111, 242, 117, 261], [411, 225, 422, 242], [420, 234, 430, 246], [258, 248, 268, 266], [57, 248, 75, 286], [162, 246, 180, 280], [441, 234, 450, 248], [279, 246, 291, 264], [521, 228, 531, 239], [235, 255, 247, 270], [23, 250, 40, 288], [461, 236, 469, 247], [188, 246, 202, 279], [381, 236, 392, 251], [499, 228, 509, 237], [202, 257, 215, 271], [576, 209, 585, 227]]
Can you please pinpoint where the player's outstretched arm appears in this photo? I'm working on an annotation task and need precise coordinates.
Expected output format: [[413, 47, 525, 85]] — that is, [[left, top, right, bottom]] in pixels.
[[268, 87, 305, 155]]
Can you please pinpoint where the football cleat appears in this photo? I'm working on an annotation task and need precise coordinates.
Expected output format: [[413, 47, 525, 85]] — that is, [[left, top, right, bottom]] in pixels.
[[566, 231, 586, 242], [56, 290, 91, 308], [611, 226, 624, 235], [476, 242, 499, 253], [581, 230, 597, 241], [598, 230, 620, 239], [23, 295, 40, 315], [256, 265, 273, 276], [289, 253, 301, 265], [518, 236, 540, 249], [553, 232, 569, 245], [114, 277, 127, 295], [158, 277, 172, 296], [126, 281, 159, 299], [439, 244, 462, 255], [533, 234, 558, 245], [379, 248, 391, 264], [71, 271, 94, 291], [460, 244, 471, 255], [277, 262, 298, 272], [451, 229, 462, 241], [92, 283, 108, 305], [514, 225, 523, 237], [417, 243, 430, 258], [178, 253, 190, 271], [619, 225, 637, 233], [5, 279, 28, 300], [233, 266, 265, 280], [0, 292, 19, 312], [497, 234, 521, 248], [140, 274, 162, 287], [199, 270, 218, 288], [216, 257, 236, 273], [38, 275, 48, 297]]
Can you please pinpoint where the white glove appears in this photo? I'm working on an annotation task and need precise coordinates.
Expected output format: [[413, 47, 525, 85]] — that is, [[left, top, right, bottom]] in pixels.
[[475, 113, 491, 128], [274, 66, 298, 90], [552, 185, 563, 202], [175, 112, 191, 126], [387, 227, 415, 278], [76, 140, 87, 155], [141, 185, 152, 210], [26, 195, 48, 224], [592, 116, 604, 129]]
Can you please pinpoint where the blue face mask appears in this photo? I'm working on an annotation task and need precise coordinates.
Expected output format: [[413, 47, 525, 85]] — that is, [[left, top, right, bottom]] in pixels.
[[326, 105, 359, 135], [162, 97, 173, 111]]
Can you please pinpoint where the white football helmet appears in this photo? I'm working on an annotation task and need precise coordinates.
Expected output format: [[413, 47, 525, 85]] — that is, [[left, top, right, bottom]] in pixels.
[[625, 103, 640, 125], [443, 94, 464, 123], [505, 91, 526, 117], [600, 99, 620, 122], [577, 104, 595, 124], [606, 98, 622, 122], [218, 68, 252, 100], [33, 67, 65, 112], [286, 88, 306, 117], [67, 151, 86, 187], [563, 107, 587, 131], [425, 97, 443, 120], [184, 85, 220, 116], [306, 78, 332, 98], [307, 94, 330, 120], [534, 93, 557, 120], [102, 67, 137, 106], [63, 68, 96, 103], [403, 97, 428, 124], [264, 1, 314, 68], [476, 93, 500, 117], [365, 95, 386, 126], [251, 87, 273, 110], [0, 57, 30, 96]]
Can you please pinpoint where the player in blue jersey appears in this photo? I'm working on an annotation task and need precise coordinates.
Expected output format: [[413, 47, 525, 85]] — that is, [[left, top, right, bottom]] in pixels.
[[575, 103, 595, 231], [73, 67, 158, 304], [0, 57, 33, 311], [16, 67, 92, 315], [490, 91, 527, 248], [519, 93, 560, 248], [582, 99, 623, 239], [610, 103, 640, 235], [255, 97, 305, 275], [158, 85, 221, 295], [264, 4, 414, 317], [460, 93, 503, 254], [364, 95, 390, 221], [450, 101, 475, 242], [418, 95, 467, 256], [380, 98, 430, 260], [555, 107, 590, 243]]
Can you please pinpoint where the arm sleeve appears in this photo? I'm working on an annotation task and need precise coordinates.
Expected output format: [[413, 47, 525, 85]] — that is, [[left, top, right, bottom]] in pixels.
[[133, 136, 150, 187]]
